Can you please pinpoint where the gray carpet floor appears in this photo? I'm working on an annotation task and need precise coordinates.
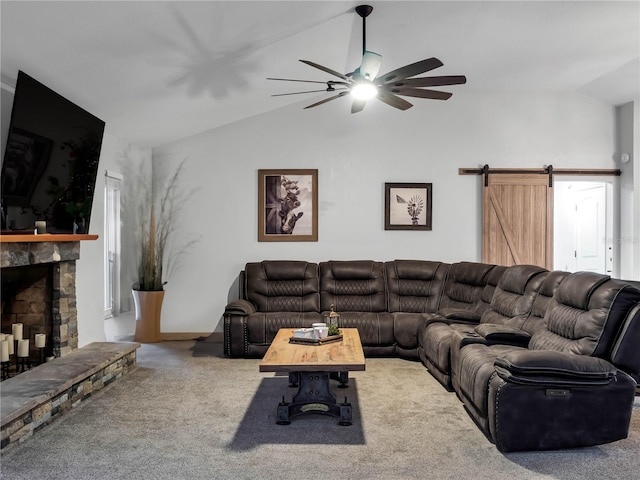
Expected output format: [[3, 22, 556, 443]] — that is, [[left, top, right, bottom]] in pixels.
[[1, 340, 639, 480]]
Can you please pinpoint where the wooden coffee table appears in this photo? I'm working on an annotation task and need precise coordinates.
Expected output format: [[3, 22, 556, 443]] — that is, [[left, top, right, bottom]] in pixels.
[[259, 328, 365, 425]]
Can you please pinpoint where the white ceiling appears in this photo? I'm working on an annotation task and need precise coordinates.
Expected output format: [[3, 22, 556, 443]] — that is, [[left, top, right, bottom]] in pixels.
[[1, 1, 639, 148]]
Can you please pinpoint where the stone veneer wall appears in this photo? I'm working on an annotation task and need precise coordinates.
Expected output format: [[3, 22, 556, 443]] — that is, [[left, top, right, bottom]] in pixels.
[[1, 241, 80, 356], [52, 259, 78, 356]]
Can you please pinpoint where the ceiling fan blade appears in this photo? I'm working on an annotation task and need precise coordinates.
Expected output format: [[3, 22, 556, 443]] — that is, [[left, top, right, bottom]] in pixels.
[[359, 51, 382, 81], [376, 91, 413, 110], [300, 60, 350, 81], [303, 91, 349, 109], [351, 98, 367, 114], [385, 87, 453, 100], [267, 77, 333, 85], [272, 88, 346, 97], [390, 75, 467, 88], [376, 58, 444, 85]]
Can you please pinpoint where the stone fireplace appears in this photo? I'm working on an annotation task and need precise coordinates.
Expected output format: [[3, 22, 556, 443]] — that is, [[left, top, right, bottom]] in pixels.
[[1, 234, 142, 452], [1, 239, 81, 361]]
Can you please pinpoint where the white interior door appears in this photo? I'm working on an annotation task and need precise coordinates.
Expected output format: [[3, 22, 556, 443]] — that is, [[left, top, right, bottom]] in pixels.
[[554, 181, 612, 274], [575, 184, 607, 273]]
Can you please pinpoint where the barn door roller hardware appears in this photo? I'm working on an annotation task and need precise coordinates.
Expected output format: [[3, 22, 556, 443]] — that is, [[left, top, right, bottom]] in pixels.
[[460, 165, 621, 187]]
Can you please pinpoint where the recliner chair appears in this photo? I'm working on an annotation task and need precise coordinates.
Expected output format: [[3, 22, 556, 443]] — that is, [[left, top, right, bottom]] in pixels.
[[224, 260, 321, 357], [454, 271, 640, 452]]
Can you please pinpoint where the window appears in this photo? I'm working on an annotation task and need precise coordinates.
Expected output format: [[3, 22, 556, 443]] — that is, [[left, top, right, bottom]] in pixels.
[[104, 171, 123, 318]]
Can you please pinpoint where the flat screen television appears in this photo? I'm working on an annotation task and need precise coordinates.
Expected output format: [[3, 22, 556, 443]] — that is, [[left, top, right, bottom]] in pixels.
[[1, 70, 104, 234]]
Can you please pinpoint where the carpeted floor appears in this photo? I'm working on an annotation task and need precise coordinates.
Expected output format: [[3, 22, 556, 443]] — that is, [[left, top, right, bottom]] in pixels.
[[1, 340, 639, 480]]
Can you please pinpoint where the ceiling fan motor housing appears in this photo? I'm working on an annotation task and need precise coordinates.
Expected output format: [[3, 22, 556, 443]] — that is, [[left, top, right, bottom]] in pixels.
[[356, 5, 374, 18]]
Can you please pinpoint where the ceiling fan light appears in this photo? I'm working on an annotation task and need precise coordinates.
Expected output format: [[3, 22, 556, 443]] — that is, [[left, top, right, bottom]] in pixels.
[[351, 81, 378, 100], [360, 51, 382, 80]]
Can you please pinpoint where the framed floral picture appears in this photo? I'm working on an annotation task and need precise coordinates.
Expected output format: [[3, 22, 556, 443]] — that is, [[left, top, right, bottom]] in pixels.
[[258, 169, 318, 242], [384, 182, 432, 230]]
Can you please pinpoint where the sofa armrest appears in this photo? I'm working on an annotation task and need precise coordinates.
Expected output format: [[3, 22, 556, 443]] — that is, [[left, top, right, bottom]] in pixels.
[[223, 300, 255, 358], [494, 350, 618, 386], [437, 308, 481, 323], [224, 299, 256, 316], [474, 324, 531, 347]]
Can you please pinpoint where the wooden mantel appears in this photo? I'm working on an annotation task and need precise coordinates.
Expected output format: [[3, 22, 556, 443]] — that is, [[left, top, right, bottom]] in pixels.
[[0, 234, 98, 243]]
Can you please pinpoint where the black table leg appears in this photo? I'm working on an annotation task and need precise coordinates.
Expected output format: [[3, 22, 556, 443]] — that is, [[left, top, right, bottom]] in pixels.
[[276, 371, 352, 425], [329, 371, 349, 388]]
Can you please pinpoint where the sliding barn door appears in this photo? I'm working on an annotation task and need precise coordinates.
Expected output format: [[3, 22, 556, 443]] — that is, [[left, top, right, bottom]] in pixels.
[[482, 174, 552, 269]]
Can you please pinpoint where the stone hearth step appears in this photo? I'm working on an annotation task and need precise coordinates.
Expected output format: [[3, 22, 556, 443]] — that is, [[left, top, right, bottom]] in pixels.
[[1, 342, 139, 452]]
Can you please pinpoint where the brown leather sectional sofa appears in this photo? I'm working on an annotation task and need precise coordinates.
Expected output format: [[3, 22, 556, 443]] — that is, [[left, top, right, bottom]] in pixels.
[[223, 259, 640, 452]]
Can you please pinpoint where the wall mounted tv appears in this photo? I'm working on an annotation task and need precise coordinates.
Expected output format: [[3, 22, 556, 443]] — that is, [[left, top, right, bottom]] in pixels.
[[1, 70, 104, 234]]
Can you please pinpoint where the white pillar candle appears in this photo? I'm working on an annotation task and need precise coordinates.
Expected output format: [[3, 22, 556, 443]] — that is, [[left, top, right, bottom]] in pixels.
[[17, 339, 29, 358], [1, 340, 8, 362], [6, 334, 14, 355], [0, 334, 5, 342], [35, 333, 46, 348], [12, 323, 23, 341]]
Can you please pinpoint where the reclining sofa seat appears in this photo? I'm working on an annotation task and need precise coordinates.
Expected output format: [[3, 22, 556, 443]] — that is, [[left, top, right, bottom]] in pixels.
[[416, 262, 505, 368], [427, 262, 499, 320], [385, 260, 449, 359], [449, 269, 570, 393], [454, 271, 640, 452], [469, 265, 509, 318], [319, 260, 394, 356], [420, 264, 549, 390], [224, 260, 321, 357]]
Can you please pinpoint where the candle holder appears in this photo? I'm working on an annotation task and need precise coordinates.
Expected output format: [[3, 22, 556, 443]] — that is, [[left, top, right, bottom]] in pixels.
[[1, 361, 9, 381], [16, 355, 30, 373], [38, 347, 46, 366]]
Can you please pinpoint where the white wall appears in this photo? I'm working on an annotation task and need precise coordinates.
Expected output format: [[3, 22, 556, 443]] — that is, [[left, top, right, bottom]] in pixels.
[[153, 91, 620, 334], [113, 143, 152, 311], [74, 132, 114, 345], [75, 135, 151, 346]]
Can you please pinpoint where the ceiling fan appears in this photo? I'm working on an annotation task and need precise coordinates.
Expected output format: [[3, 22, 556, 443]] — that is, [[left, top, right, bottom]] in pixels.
[[268, 5, 467, 113]]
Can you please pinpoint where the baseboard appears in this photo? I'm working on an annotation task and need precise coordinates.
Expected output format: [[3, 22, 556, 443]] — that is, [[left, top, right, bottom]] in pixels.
[[160, 332, 222, 342]]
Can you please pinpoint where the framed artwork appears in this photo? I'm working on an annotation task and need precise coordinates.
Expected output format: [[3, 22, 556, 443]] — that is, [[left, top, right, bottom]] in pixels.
[[258, 169, 318, 242], [385, 182, 432, 230]]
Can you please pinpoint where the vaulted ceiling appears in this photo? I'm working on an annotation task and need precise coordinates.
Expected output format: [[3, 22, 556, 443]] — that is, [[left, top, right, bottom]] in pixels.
[[1, 1, 638, 148]]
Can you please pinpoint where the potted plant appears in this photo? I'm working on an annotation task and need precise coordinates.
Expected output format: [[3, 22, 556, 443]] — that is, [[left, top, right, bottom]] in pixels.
[[132, 158, 191, 343]]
